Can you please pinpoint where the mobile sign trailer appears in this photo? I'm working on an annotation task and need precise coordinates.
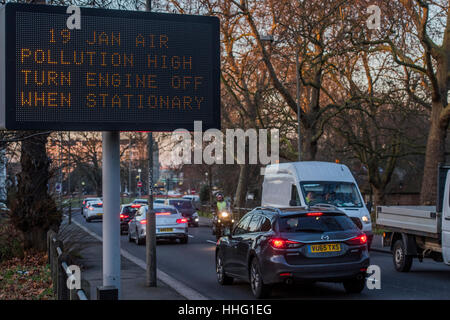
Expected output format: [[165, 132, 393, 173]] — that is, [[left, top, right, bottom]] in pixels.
[[0, 3, 220, 298], [0, 3, 220, 131]]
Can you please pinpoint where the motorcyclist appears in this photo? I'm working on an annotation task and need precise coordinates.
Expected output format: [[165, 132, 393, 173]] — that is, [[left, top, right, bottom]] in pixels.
[[212, 193, 231, 238], [215, 193, 227, 215]]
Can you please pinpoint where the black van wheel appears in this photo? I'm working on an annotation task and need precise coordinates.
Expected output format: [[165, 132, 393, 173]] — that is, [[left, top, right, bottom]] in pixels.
[[393, 240, 413, 272]]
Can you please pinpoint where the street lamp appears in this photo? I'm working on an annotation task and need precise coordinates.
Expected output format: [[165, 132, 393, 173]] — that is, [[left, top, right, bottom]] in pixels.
[[261, 34, 301, 161]]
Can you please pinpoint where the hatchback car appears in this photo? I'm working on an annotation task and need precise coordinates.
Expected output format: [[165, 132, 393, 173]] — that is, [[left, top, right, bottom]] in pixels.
[[85, 201, 104, 222], [120, 204, 140, 234], [215, 206, 370, 298], [165, 198, 199, 227], [81, 197, 101, 217], [128, 204, 189, 245]]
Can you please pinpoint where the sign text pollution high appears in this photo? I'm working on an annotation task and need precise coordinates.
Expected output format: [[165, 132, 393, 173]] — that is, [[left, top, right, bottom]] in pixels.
[[0, 3, 220, 131]]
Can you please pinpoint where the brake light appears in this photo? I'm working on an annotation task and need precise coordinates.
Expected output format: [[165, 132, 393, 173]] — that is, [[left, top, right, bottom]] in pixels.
[[120, 214, 129, 219], [131, 204, 141, 208], [89, 207, 94, 211], [97, 203, 103, 206], [306, 212, 323, 216], [140, 220, 147, 225], [156, 212, 171, 216], [269, 238, 303, 249], [177, 218, 188, 224], [346, 234, 368, 245]]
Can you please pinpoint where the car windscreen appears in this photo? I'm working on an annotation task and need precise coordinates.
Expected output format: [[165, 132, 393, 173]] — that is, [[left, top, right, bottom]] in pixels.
[[122, 206, 137, 214], [278, 213, 357, 233], [169, 200, 193, 209], [300, 181, 363, 208]]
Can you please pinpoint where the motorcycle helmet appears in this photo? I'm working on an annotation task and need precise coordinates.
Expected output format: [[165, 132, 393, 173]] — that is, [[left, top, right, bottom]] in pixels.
[[216, 192, 224, 201]]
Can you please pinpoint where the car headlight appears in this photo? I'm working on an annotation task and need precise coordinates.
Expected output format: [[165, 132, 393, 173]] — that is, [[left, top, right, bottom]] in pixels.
[[362, 215, 370, 223], [221, 211, 229, 218]]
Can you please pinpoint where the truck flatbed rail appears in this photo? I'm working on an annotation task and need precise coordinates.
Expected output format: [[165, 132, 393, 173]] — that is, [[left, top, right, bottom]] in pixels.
[[376, 206, 440, 237]]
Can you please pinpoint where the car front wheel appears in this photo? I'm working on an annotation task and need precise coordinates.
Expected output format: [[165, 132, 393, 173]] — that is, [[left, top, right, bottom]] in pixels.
[[216, 254, 233, 285], [250, 258, 271, 299]]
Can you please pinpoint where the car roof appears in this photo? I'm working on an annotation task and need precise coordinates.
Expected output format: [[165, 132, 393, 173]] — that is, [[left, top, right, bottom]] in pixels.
[[256, 206, 345, 217], [168, 198, 190, 202]]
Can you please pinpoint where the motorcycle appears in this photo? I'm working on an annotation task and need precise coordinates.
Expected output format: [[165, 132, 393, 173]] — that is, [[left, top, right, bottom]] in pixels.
[[212, 210, 234, 240]]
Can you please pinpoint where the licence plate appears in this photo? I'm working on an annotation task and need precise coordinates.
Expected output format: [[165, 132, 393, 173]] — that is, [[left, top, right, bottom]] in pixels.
[[159, 228, 173, 232], [309, 243, 341, 253], [96, 213, 103, 216]]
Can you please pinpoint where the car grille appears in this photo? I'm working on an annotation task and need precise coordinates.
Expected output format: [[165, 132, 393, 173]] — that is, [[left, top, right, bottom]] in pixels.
[[350, 217, 363, 229]]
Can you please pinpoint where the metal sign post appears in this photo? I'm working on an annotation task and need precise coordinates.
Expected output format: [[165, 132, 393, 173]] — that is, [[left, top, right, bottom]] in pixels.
[[145, 0, 157, 288], [102, 131, 121, 296]]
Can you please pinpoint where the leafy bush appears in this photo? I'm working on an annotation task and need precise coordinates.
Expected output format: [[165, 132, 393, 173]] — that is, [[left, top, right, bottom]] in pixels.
[[0, 221, 24, 262]]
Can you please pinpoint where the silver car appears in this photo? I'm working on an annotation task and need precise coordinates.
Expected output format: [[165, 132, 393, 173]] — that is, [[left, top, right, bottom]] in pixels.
[[85, 200, 104, 222], [81, 197, 101, 217], [128, 204, 188, 245]]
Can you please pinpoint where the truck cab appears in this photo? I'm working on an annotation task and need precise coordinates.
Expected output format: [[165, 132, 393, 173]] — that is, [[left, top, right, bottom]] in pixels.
[[261, 161, 373, 246]]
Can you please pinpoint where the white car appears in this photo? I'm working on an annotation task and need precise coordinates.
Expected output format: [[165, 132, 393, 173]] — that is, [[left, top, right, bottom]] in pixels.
[[128, 204, 188, 245], [81, 197, 101, 217], [85, 200, 104, 222]]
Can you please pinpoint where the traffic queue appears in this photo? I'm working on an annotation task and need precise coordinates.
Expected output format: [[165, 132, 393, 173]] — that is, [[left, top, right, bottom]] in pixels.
[[80, 161, 373, 299]]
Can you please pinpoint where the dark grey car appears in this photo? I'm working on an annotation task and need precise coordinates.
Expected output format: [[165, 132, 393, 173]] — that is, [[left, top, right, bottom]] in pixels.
[[215, 206, 370, 298]]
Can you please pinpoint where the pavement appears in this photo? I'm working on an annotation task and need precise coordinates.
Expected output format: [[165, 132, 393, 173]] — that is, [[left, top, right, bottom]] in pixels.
[[71, 223, 185, 300]]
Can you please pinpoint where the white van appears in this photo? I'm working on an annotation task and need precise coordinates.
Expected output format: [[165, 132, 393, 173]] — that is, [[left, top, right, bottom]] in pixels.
[[261, 161, 373, 245]]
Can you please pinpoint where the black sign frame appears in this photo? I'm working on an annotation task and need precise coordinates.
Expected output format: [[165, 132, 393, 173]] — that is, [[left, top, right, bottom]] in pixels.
[[0, 3, 220, 131]]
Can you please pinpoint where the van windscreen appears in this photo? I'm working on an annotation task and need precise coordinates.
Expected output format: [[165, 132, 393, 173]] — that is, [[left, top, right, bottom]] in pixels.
[[300, 181, 363, 208]]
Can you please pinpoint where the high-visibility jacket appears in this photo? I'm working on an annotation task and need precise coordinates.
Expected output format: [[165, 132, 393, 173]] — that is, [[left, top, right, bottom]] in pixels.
[[217, 201, 227, 212]]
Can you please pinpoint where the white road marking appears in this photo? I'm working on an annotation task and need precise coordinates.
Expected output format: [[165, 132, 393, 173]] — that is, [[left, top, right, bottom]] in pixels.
[[188, 235, 194, 238], [70, 218, 208, 300], [206, 240, 216, 245]]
